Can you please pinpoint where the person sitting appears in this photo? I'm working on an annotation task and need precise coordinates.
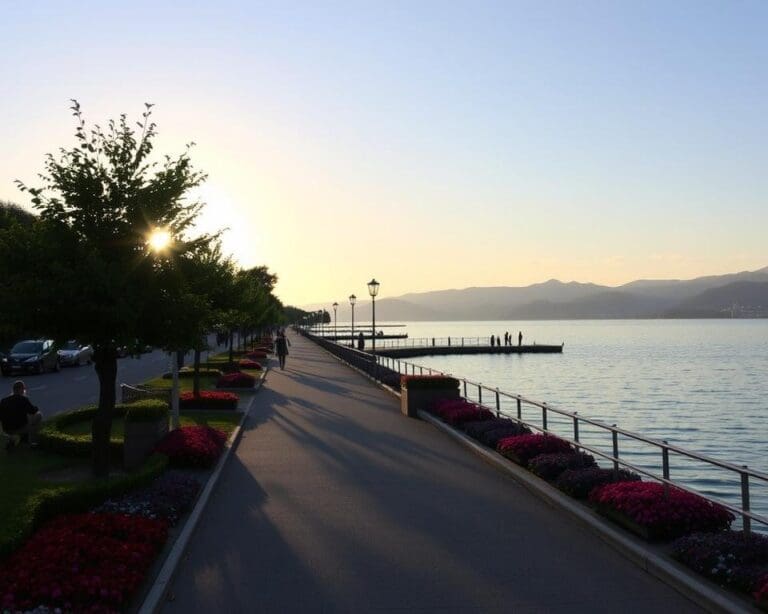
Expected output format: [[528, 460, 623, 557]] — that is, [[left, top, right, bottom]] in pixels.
[[0, 380, 43, 450]]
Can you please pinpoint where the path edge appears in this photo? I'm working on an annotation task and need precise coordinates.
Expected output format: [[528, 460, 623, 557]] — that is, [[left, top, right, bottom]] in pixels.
[[138, 366, 268, 614]]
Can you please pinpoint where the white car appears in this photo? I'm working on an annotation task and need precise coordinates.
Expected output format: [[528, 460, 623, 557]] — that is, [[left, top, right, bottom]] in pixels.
[[58, 340, 94, 367]]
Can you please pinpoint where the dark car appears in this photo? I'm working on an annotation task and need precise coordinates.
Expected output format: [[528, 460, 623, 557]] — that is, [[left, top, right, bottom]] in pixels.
[[1, 339, 60, 375]]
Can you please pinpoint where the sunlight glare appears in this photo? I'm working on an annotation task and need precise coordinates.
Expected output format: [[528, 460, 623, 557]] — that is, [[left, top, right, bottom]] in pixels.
[[147, 228, 172, 252]]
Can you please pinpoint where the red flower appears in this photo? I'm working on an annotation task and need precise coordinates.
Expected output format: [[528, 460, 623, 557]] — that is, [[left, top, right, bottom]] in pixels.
[[0, 513, 167, 612], [154, 425, 228, 468], [216, 371, 256, 388], [590, 481, 734, 539], [238, 358, 262, 370], [497, 434, 573, 465], [179, 390, 239, 410]]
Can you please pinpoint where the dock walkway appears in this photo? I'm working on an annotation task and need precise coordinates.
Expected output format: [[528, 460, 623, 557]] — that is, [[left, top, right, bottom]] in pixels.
[[162, 333, 700, 613]]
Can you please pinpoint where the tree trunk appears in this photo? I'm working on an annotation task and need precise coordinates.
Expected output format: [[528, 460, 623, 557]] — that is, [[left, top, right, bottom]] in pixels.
[[228, 330, 234, 363], [193, 347, 202, 397], [92, 346, 118, 477]]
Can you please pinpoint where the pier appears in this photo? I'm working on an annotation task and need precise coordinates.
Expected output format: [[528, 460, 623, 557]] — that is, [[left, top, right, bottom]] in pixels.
[[374, 336, 563, 358]]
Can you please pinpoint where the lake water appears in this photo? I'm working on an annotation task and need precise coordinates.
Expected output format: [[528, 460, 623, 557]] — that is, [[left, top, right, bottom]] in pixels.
[[372, 319, 768, 528]]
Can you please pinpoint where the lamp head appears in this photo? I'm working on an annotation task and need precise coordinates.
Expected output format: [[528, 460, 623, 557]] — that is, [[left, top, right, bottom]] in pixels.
[[349, 294, 356, 306], [367, 278, 380, 298]]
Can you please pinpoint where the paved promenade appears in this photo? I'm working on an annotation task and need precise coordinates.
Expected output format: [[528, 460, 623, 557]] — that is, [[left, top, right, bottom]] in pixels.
[[163, 333, 701, 613]]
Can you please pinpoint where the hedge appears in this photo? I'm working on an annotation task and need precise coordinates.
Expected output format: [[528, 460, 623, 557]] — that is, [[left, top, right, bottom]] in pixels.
[[162, 368, 223, 380], [39, 400, 168, 459], [0, 453, 167, 559], [125, 400, 170, 423]]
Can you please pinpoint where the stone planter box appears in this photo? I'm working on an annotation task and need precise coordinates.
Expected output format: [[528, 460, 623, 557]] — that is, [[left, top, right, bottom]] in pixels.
[[400, 377, 460, 418], [124, 417, 169, 469]]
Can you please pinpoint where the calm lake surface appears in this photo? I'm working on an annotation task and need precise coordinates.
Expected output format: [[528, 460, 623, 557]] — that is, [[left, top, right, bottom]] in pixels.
[[373, 319, 768, 527]]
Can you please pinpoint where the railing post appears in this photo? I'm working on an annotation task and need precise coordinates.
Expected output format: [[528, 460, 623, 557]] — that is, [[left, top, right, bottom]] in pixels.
[[461, 337, 464, 346], [612, 426, 619, 474], [572, 412, 579, 442], [463, 380, 467, 398], [741, 466, 751, 534], [420, 366, 423, 375], [516, 395, 522, 420], [495, 388, 500, 417], [478, 384, 482, 405], [448, 337, 451, 347], [662, 440, 670, 497], [542, 403, 548, 431]]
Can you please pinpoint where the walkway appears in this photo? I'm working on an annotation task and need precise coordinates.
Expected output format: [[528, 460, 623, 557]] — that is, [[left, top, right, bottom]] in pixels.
[[163, 333, 701, 613]]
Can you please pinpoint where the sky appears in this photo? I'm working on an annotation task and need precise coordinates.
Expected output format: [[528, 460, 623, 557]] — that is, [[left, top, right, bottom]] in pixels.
[[2, 1, 767, 307]]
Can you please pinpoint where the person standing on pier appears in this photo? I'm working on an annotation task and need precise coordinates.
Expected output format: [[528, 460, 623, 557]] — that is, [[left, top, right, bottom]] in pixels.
[[518, 331, 523, 346], [490, 334, 495, 347], [504, 332, 508, 346], [357, 332, 365, 351]]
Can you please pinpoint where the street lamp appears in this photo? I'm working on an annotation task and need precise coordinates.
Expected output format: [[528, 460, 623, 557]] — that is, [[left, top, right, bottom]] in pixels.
[[349, 294, 356, 348], [332, 302, 338, 341], [318, 310, 323, 336], [367, 278, 380, 355]]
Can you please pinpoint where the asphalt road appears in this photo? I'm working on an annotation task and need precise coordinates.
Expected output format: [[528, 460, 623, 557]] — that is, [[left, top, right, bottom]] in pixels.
[[2, 343, 225, 419]]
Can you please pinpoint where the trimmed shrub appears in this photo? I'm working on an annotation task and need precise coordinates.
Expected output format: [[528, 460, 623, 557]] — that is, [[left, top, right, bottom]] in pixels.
[[154, 425, 228, 468], [590, 481, 734, 540], [462, 418, 517, 439], [216, 371, 256, 388], [498, 434, 573, 466], [401, 375, 460, 391], [125, 400, 169, 423], [0, 513, 168, 612], [238, 358, 262, 370], [443, 405, 494, 427], [162, 368, 223, 379], [179, 390, 239, 410], [527, 451, 597, 481], [479, 423, 532, 448], [39, 405, 125, 460], [555, 466, 641, 499], [671, 531, 768, 593]]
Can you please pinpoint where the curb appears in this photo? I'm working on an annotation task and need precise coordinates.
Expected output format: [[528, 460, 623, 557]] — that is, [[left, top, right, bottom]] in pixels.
[[418, 411, 749, 614], [138, 379, 264, 614]]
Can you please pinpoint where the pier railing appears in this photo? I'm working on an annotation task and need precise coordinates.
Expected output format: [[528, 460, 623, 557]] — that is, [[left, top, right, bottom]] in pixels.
[[377, 336, 506, 349], [374, 353, 768, 534]]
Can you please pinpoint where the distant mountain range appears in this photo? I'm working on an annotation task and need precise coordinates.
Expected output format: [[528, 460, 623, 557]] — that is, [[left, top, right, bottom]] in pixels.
[[304, 267, 768, 320]]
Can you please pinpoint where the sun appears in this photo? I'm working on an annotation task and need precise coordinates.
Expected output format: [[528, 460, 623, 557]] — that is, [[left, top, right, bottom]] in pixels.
[[147, 228, 172, 252]]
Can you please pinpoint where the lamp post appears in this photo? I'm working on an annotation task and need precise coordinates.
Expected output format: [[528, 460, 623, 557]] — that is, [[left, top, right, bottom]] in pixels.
[[349, 294, 356, 348], [332, 302, 338, 341], [318, 310, 323, 337], [367, 278, 380, 356]]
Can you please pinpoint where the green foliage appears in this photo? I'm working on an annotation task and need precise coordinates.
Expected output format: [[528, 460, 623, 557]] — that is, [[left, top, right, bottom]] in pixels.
[[162, 368, 223, 379], [124, 399, 169, 423], [39, 405, 126, 460], [0, 453, 167, 558]]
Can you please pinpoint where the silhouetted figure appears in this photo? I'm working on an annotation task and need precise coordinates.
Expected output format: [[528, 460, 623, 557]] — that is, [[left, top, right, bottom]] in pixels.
[[518, 331, 523, 346], [357, 332, 365, 351], [0, 380, 42, 450], [490, 334, 495, 347], [275, 330, 291, 370]]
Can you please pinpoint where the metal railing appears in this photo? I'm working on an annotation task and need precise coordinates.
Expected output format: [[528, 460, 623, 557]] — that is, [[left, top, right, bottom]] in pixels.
[[372, 353, 768, 534], [376, 336, 494, 349]]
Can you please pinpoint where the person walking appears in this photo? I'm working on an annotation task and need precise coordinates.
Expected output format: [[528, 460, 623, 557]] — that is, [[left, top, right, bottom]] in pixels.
[[0, 380, 43, 450], [275, 330, 291, 370], [357, 332, 365, 351], [518, 331, 523, 347]]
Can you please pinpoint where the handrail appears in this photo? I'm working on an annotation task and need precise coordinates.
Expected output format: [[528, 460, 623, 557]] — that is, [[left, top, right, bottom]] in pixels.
[[371, 352, 767, 533]]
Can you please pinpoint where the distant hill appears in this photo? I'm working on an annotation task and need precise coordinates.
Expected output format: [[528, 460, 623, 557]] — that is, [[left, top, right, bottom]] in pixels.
[[303, 267, 768, 320]]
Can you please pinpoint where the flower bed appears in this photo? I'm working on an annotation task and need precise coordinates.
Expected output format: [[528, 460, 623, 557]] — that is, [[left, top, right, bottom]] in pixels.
[[478, 423, 532, 448], [154, 425, 228, 468], [401, 375, 460, 391], [555, 466, 641, 499], [216, 371, 256, 388], [180, 390, 239, 410], [527, 451, 597, 481], [462, 418, 517, 439], [756, 576, 768, 611], [238, 358, 262, 370], [590, 481, 734, 541], [246, 351, 268, 360], [162, 367, 223, 379], [671, 531, 768, 593], [497, 434, 573, 466], [0, 513, 168, 613], [93, 471, 201, 526], [442, 405, 494, 427]]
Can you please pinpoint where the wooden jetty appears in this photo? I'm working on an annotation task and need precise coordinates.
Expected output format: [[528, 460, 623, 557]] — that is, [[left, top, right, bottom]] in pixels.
[[376, 344, 563, 359]]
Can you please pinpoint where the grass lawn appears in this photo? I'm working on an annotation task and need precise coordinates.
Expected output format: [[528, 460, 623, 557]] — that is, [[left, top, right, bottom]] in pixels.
[[0, 410, 240, 556]]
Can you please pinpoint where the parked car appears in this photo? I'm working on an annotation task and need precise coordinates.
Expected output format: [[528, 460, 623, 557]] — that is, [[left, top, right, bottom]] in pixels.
[[57, 340, 94, 367], [1, 339, 60, 375]]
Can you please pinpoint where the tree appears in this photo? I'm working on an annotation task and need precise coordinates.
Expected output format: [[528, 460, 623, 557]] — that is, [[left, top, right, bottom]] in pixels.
[[4, 101, 215, 476]]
